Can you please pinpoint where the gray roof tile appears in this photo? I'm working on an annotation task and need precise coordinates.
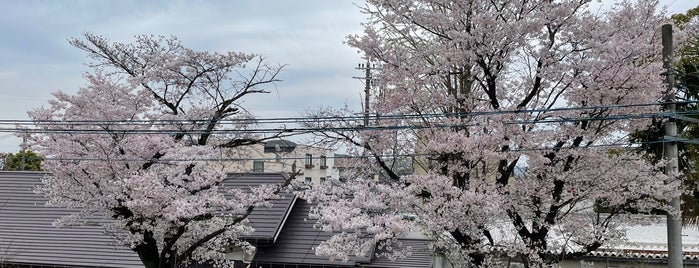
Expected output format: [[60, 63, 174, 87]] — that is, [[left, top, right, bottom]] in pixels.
[[361, 239, 433, 268], [0, 172, 295, 267], [250, 199, 361, 267], [223, 173, 296, 244], [0, 171, 431, 268], [0, 171, 142, 268], [250, 198, 434, 268]]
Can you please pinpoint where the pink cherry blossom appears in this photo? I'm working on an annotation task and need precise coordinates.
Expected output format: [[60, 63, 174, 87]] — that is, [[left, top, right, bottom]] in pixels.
[[303, 1, 694, 267], [27, 34, 285, 268]]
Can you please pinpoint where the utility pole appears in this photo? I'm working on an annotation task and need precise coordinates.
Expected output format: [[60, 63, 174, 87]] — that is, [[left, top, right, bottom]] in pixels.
[[21, 133, 27, 171], [663, 23, 682, 268], [354, 60, 372, 126]]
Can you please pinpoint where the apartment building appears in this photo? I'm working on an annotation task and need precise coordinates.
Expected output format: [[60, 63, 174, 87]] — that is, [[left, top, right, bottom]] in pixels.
[[231, 139, 336, 185]]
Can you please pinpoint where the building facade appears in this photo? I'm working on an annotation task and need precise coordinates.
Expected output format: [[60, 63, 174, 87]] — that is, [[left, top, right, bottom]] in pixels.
[[227, 140, 337, 185]]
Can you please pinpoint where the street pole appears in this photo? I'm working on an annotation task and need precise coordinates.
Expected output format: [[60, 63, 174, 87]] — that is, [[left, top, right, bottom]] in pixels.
[[363, 60, 371, 126], [354, 61, 372, 126], [663, 23, 682, 268]]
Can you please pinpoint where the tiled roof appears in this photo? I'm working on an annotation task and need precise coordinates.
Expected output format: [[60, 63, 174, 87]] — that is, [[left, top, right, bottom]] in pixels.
[[0, 171, 142, 267], [361, 239, 433, 268], [586, 248, 699, 262], [581, 218, 699, 264], [250, 199, 433, 267], [251, 199, 365, 267], [0, 171, 430, 268], [223, 173, 296, 244], [0, 172, 295, 267]]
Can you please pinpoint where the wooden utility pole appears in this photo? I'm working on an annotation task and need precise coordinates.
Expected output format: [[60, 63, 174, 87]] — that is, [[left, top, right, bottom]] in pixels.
[[663, 23, 682, 268]]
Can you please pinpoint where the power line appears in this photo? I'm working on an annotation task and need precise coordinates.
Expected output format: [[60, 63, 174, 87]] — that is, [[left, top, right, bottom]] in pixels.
[[38, 139, 668, 162], [2, 99, 696, 163], [2, 100, 697, 127], [1, 110, 697, 136]]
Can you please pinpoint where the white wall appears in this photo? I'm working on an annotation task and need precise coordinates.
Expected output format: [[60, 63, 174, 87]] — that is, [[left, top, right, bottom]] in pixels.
[[222, 142, 336, 185]]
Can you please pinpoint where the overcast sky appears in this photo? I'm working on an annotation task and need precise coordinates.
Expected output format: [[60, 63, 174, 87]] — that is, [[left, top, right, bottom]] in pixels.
[[0, 0, 696, 153]]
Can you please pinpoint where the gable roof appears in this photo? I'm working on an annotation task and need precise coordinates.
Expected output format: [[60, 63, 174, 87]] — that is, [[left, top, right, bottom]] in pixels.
[[250, 199, 434, 268], [0, 171, 431, 268], [0, 171, 142, 267], [0, 171, 296, 268], [250, 199, 369, 267], [223, 173, 296, 244]]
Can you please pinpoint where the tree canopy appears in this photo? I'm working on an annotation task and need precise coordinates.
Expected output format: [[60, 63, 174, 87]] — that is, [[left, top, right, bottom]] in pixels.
[[1, 150, 43, 171], [629, 4, 699, 223], [26, 34, 286, 268], [302, 1, 693, 267]]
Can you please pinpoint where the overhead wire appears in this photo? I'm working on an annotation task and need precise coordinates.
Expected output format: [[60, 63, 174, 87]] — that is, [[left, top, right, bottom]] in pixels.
[[1, 100, 698, 127], [1, 109, 697, 135], [1, 100, 696, 162], [36, 139, 668, 162]]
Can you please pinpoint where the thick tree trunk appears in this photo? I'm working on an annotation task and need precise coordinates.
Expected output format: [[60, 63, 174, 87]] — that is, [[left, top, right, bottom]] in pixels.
[[134, 231, 164, 268], [135, 246, 161, 268]]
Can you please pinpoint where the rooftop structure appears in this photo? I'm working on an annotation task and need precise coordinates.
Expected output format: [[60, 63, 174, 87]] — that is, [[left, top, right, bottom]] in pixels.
[[0, 171, 433, 268]]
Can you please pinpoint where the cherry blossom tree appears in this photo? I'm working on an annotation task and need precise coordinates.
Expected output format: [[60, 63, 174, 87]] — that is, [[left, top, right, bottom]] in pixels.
[[303, 1, 692, 267], [25, 34, 286, 268]]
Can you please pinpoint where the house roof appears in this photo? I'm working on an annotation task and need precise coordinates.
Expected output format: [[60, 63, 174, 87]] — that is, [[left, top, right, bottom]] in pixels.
[[250, 198, 433, 268], [250, 199, 371, 267], [0, 171, 142, 267], [0, 171, 431, 268], [582, 218, 699, 264], [0, 172, 296, 268], [362, 238, 433, 268], [263, 140, 297, 153], [223, 173, 296, 244]]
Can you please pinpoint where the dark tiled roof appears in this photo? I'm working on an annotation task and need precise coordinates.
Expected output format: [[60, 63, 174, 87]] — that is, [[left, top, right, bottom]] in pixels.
[[223, 173, 296, 244], [263, 140, 297, 153], [249, 199, 433, 268], [361, 239, 433, 268], [0, 171, 430, 268], [250, 199, 366, 267], [0, 172, 295, 267], [0, 171, 142, 267]]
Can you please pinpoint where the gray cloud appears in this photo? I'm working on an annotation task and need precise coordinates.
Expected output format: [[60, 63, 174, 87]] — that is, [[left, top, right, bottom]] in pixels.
[[0, 0, 694, 152], [0, 0, 368, 152]]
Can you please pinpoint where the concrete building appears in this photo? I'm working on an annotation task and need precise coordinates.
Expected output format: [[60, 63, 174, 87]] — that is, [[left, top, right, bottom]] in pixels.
[[230, 139, 337, 185]]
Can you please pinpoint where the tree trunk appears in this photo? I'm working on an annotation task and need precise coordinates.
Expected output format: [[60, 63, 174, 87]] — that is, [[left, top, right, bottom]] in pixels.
[[134, 231, 163, 268]]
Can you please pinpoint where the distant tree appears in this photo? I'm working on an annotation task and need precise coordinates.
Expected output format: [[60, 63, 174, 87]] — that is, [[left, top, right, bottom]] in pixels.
[[1, 150, 43, 171], [26, 34, 286, 268], [671, 5, 699, 27]]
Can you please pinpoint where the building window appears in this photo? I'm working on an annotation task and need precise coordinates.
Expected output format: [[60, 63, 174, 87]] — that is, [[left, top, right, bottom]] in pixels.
[[253, 160, 264, 172], [305, 154, 313, 168], [320, 177, 326, 184], [320, 155, 327, 169], [305, 177, 312, 183]]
